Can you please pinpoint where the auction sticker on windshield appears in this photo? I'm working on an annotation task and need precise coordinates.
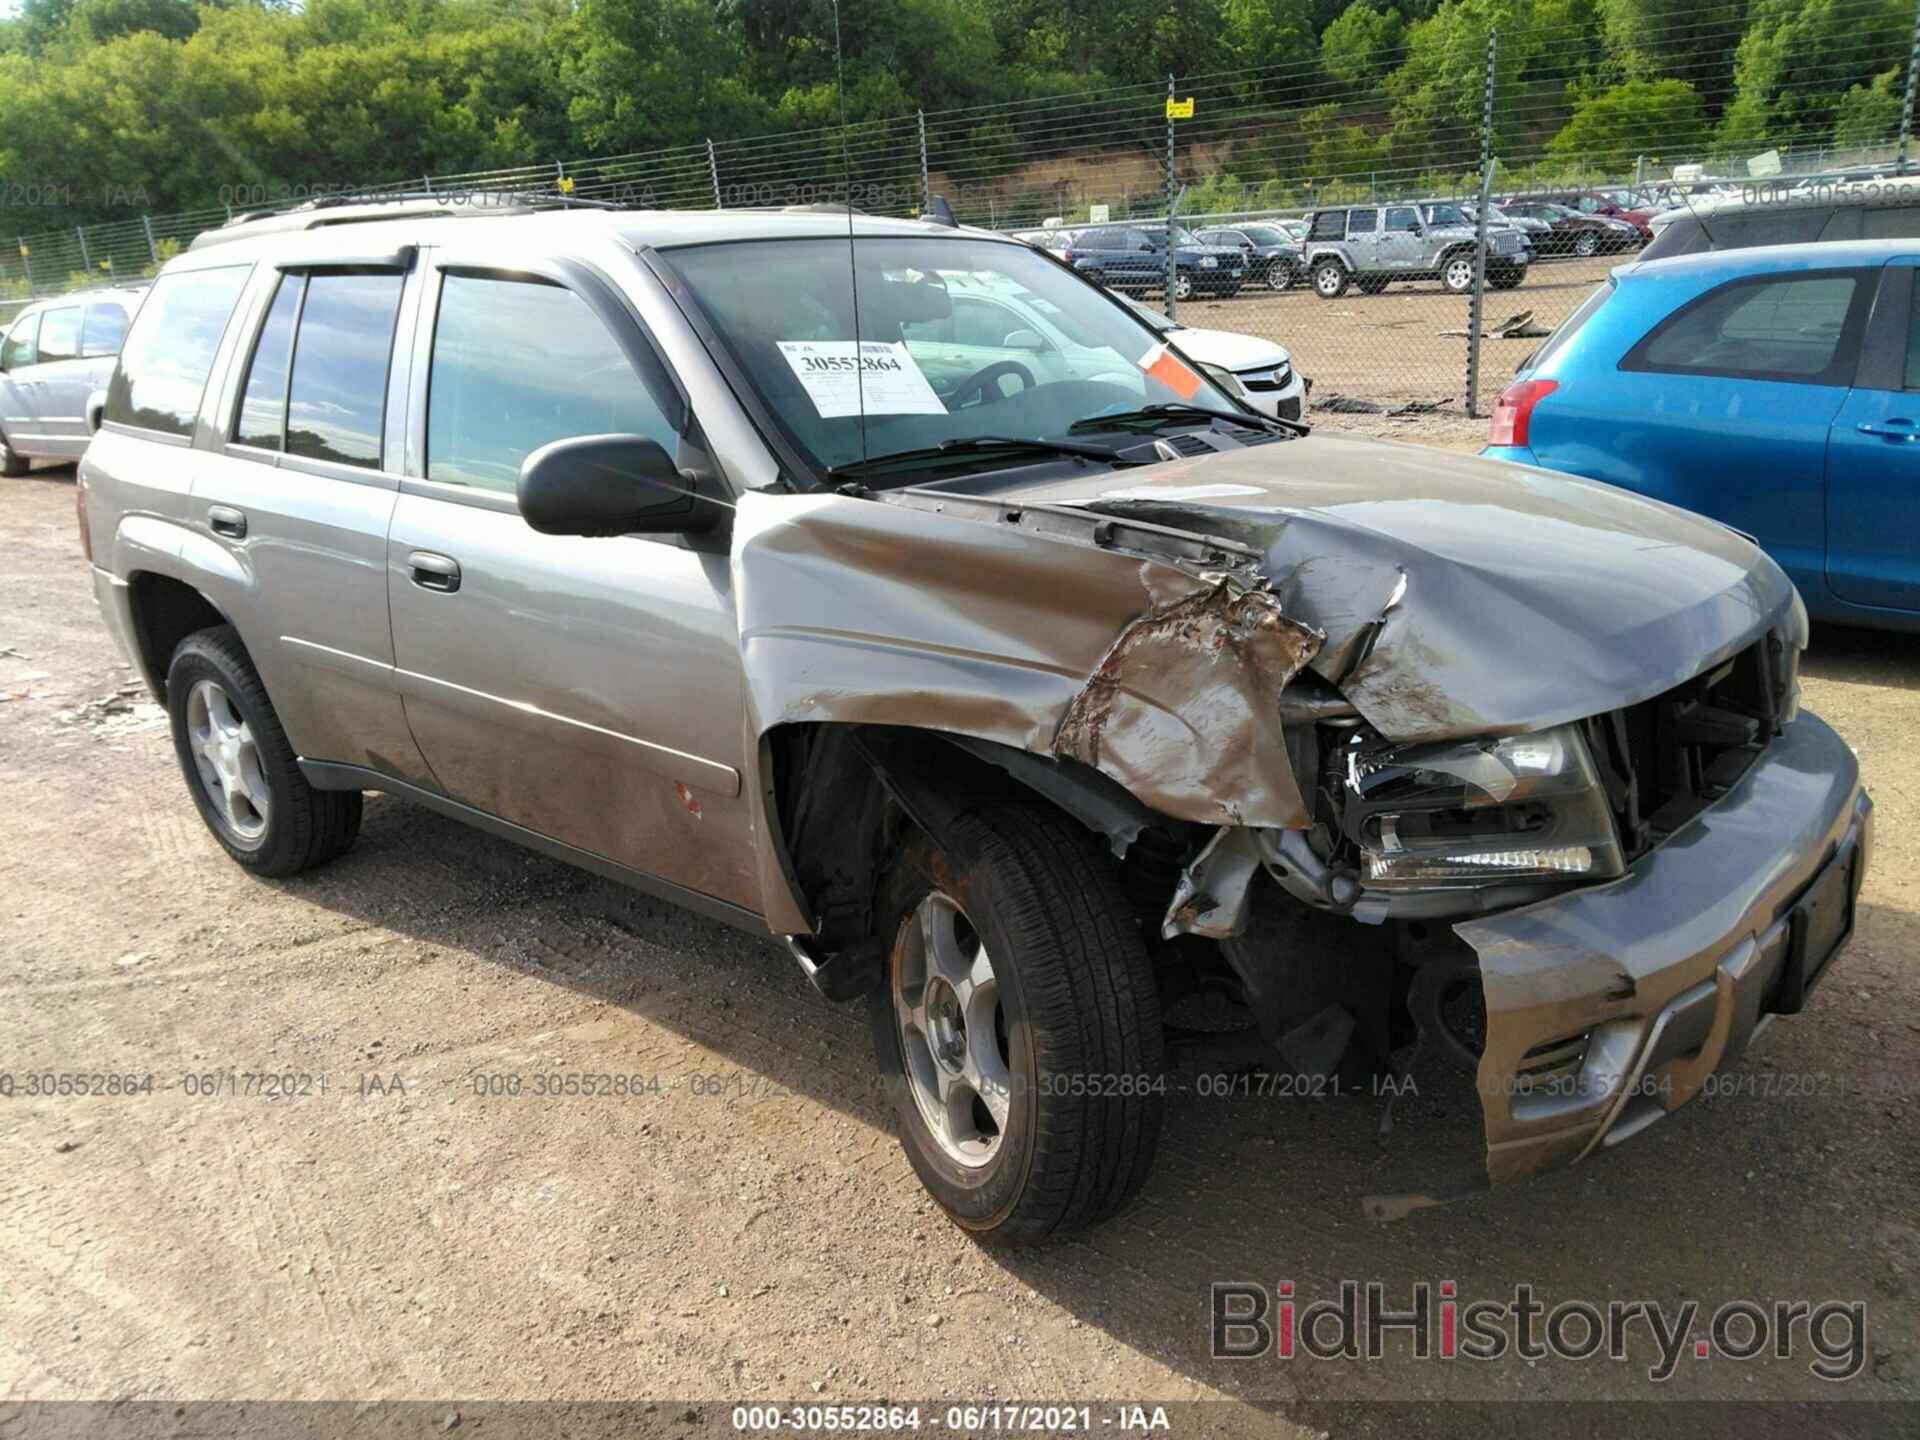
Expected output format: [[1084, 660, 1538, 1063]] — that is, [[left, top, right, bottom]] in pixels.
[[1139, 342, 1203, 402], [777, 340, 947, 417]]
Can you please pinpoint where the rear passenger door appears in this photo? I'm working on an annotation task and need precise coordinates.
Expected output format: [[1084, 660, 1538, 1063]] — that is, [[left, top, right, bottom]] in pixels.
[[1825, 259, 1920, 613], [384, 248, 759, 912], [1344, 208, 1381, 271], [23, 305, 86, 453], [188, 259, 434, 786], [1610, 268, 1874, 598]]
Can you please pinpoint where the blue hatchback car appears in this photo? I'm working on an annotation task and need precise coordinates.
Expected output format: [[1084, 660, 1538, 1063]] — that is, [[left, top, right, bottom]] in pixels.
[[1482, 239, 1920, 630]]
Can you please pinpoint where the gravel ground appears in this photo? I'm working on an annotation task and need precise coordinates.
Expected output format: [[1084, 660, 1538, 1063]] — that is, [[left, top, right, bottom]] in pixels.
[[2, 458, 1916, 1430]]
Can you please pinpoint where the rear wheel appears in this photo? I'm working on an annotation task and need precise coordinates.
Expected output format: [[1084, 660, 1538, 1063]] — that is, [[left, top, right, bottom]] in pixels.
[[1574, 230, 1600, 258], [1312, 260, 1349, 299], [871, 802, 1164, 1240], [0, 430, 27, 477], [167, 625, 362, 877]]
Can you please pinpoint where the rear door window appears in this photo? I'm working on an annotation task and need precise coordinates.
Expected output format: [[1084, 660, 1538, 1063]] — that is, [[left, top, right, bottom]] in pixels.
[[232, 273, 304, 451], [80, 303, 130, 357], [105, 265, 251, 436], [1346, 209, 1378, 237], [37, 307, 81, 362], [2, 314, 39, 370], [426, 273, 680, 495], [284, 271, 405, 469], [1624, 271, 1870, 385]]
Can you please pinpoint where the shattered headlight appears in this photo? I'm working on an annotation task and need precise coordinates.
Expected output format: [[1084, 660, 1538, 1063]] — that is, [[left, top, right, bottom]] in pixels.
[[1342, 724, 1625, 889]]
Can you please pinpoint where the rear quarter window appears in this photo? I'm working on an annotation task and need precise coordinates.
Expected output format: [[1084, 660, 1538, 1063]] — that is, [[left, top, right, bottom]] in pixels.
[[1307, 211, 1345, 241], [106, 265, 251, 437], [1622, 270, 1871, 386]]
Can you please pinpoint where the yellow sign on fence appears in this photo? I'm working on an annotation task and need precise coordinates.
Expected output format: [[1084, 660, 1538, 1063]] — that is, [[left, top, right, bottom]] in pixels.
[[1166, 97, 1194, 120]]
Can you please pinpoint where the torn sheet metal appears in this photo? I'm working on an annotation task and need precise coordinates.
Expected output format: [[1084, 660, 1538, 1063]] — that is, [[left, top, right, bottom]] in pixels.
[[1053, 577, 1321, 830], [730, 490, 1323, 930], [1160, 825, 1264, 939]]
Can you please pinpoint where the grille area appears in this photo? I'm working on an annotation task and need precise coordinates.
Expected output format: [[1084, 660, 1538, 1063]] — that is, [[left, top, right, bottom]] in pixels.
[[1584, 632, 1797, 862]]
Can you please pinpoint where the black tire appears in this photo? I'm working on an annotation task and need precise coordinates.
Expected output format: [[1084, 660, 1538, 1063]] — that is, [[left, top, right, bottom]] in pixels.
[[166, 624, 362, 877], [1490, 267, 1525, 290], [1311, 259, 1349, 299], [1574, 230, 1599, 258], [1265, 262, 1295, 292], [0, 429, 27, 477], [870, 801, 1164, 1241], [1440, 252, 1476, 293]]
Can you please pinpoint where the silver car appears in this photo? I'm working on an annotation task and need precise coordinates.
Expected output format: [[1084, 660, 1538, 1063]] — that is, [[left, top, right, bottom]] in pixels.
[[1302, 202, 1529, 297], [0, 286, 145, 473], [81, 198, 1869, 1238]]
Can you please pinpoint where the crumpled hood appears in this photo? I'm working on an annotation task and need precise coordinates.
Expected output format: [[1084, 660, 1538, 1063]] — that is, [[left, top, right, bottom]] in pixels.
[[994, 433, 1802, 742]]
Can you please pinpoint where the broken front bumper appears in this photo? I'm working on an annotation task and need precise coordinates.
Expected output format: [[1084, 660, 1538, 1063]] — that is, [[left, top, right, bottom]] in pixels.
[[1455, 709, 1871, 1185]]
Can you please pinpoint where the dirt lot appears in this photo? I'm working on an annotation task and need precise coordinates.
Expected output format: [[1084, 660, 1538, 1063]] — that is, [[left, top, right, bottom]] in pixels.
[[2, 458, 1916, 1430], [1169, 252, 1624, 452]]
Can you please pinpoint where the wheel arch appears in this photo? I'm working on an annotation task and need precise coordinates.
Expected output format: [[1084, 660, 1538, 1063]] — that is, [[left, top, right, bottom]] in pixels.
[[125, 570, 232, 701], [760, 721, 1192, 997]]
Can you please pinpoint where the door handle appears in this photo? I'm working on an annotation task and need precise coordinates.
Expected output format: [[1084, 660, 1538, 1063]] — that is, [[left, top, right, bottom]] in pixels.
[[408, 551, 461, 593], [1857, 418, 1919, 440], [207, 505, 247, 539]]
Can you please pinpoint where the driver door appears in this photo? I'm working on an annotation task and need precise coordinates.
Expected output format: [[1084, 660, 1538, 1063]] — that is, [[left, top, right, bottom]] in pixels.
[[1379, 207, 1423, 271], [385, 246, 760, 913]]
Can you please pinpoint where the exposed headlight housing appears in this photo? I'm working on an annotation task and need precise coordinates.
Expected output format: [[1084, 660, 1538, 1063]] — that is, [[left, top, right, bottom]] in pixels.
[[1340, 724, 1625, 890]]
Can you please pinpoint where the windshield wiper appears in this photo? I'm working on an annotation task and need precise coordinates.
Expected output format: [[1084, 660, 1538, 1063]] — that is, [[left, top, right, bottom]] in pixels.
[[1069, 402, 1294, 436], [825, 434, 1125, 482]]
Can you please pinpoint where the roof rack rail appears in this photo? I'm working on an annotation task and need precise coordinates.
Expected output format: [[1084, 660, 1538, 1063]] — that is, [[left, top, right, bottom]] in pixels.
[[190, 190, 628, 250]]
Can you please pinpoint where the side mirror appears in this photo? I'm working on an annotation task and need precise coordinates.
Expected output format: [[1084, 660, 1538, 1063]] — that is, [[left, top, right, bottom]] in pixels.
[[1000, 328, 1048, 352], [518, 433, 716, 538]]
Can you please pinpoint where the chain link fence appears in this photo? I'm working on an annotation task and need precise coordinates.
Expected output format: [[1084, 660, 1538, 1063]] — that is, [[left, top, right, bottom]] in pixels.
[[3, 0, 1916, 439]]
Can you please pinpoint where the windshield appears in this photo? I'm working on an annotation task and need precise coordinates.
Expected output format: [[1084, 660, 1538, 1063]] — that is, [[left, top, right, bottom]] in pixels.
[[1424, 204, 1469, 226], [1240, 225, 1291, 245], [665, 236, 1234, 478]]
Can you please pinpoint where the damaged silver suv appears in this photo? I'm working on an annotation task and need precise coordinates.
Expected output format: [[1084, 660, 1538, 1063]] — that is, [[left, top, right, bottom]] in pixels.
[[81, 198, 1871, 1239]]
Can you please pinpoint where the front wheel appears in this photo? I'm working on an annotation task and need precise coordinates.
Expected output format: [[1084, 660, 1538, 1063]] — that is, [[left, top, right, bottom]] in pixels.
[[871, 802, 1164, 1240], [1441, 254, 1476, 292], [1170, 270, 1194, 302], [1573, 230, 1600, 258], [1266, 263, 1295, 292], [0, 430, 27, 477]]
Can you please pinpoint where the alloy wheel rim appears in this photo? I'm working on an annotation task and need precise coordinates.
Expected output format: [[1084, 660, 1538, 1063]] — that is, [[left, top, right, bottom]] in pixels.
[[1174, 275, 1193, 301], [186, 678, 269, 842], [1316, 267, 1341, 295], [1268, 265, 1290, 291], [1576, 232, 1597, 256], [893, 891, 1010, 1168]]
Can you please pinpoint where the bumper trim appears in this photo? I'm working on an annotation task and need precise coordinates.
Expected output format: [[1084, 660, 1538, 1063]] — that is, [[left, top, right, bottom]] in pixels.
[[1456, 710, 1870, 1185]]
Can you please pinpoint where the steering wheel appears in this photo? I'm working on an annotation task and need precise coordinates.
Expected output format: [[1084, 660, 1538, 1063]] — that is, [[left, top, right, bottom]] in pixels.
[[949, 359, 1036, 409]]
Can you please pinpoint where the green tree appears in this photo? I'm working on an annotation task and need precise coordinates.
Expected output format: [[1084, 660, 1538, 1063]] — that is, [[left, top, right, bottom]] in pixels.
[[1547, 77, 1705, 167], [1718, 0, 1911, 152], [1322, 3, 1406, 87], [1833, 68, 1902, 149]]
